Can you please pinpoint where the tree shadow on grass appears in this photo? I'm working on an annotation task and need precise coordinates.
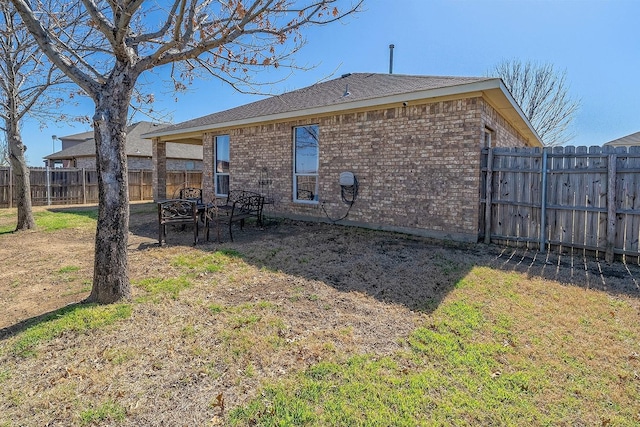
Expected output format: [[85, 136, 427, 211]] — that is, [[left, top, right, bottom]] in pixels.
[[5, 209, 638, 339], [242, 221, 481, 313], [132, 214, 640, 311], [0, 302, 85, 341], [122, 197, 640, 316], [48, 207, 98, 219], [482, 245, 640, 297], [47, 201, 156, 219], [130, 215, 480, 314]]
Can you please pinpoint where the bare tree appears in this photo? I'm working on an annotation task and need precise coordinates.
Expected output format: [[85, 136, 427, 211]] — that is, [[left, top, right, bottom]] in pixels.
[[11, 0, 362, 303], [0, 134, 9, 166], [489, 59, 580, 146], [0, 2, 80, 229]]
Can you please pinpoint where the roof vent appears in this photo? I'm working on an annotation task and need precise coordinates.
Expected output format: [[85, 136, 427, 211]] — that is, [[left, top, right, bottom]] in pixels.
[[343, 84, 351, 97], [341, 73, 352, 78]]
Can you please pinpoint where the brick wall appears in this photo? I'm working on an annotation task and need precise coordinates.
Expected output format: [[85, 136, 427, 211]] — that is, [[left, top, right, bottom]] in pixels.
[[481, 99, 531, 148], [202, 96, 534, 242], [152, 140, 166, 200], [202, 133, 215, 201], [75, 156, 201, 171], [166, 159, 203, 171], [75, 157, 96, 169], [128, 157, 153, 169]]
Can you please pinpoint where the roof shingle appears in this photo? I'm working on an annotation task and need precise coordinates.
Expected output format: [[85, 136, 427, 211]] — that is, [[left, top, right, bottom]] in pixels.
[[45, 122, 202, 160], [152, 73, 492, 135]]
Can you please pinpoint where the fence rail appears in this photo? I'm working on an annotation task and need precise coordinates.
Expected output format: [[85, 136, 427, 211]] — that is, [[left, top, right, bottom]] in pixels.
[[0, 167, 203, 208], [480, 145, 640, 262], [5, 148, 640, 263]]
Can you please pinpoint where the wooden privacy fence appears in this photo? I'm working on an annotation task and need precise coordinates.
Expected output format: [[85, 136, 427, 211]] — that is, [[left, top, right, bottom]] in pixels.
[[480, 145, 640, 262], [0, 167, 203, 208]]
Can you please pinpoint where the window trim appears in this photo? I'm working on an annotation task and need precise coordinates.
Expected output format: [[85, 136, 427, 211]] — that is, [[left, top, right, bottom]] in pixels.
[[214, 134, 230, 197], [483, 126, 494, 148], [293, 124, 319, 204]]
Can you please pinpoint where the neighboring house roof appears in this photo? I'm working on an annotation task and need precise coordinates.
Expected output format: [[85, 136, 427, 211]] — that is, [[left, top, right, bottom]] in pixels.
[[45, 122, 203, 161], [58, 130, 94, 143], [603, 131, 640, 147], [143, 72, 542, 146]]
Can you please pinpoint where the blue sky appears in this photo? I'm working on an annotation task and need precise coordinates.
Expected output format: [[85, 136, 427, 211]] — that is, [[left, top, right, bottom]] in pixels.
[[22, 0, 640, 165]]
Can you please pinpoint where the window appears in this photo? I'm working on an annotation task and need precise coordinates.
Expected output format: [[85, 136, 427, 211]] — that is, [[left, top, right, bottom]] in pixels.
[[293, 125, 319, 203], [483, 127, 494, 148], [215, 135, 230, 196]]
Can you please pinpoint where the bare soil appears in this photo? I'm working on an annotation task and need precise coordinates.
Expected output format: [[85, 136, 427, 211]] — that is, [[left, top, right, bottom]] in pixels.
[[1, 203, 639, 425]]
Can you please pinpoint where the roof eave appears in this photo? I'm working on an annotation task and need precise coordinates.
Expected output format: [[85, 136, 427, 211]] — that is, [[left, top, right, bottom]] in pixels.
[[144, 78, 543, 146], [489, 80, 543, 147]]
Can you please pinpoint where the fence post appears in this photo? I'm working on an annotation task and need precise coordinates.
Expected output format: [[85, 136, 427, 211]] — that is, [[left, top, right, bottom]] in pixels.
[[606, 153, 617, 263], [82, 168, 87, 204], [483, 148, 493, 244], [46, 165, 51, 206], [539, 148, 549, 253], [8, 166, 13, 209], [140, 171, 144, 201]]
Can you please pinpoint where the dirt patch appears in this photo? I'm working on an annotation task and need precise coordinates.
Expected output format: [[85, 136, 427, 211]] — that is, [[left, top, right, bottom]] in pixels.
[[0, 225, 95, 328]]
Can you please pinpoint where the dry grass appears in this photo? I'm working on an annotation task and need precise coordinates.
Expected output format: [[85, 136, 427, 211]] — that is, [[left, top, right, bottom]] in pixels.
[[0, 203, 639, 426]]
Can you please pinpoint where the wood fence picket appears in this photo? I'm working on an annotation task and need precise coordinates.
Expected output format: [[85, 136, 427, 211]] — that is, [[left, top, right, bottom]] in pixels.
[[481, 145, 640, 262], [3, 147, 640, 263], [0, 167, 202, 208]]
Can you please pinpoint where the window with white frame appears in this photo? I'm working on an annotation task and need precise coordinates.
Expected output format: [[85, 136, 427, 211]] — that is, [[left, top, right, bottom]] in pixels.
[[215, 135, 230, 196], [293, 125, 319, 203]]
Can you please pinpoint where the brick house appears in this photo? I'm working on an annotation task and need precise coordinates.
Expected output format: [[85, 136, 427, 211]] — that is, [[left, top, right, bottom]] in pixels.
[[45, 121, 203, 170], [146, 73, 542, 242]]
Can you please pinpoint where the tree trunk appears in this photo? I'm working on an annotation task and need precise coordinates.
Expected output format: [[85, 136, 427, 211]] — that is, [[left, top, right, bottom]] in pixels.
[[5, 117, 35, 230], [86, 66, 136, 303]]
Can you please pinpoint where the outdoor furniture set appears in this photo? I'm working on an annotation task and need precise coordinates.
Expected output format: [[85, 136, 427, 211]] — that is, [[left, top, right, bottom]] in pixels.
[[157, 188, 265, 246]]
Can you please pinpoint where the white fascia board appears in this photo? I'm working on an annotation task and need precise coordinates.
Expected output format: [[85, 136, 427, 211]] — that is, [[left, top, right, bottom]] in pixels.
[[495, 80, 542, 144]]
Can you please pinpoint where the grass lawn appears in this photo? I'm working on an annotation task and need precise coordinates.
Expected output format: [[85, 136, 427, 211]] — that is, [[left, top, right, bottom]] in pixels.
[[0, 204, 638, 426]]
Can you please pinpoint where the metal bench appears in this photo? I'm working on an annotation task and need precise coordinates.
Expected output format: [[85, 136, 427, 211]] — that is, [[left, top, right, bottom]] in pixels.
[[178, 187, 203, 204], [158, 199, 199, 246], [217, 190, 265, 225], [204, 194, 264, 242]]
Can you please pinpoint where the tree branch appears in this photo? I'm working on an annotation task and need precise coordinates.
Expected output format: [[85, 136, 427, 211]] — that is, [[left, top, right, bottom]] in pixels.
[[10, 0, 101, 96], [489, 59, 580, 146]]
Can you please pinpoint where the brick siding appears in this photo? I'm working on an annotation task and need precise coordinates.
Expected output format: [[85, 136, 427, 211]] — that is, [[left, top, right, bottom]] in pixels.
[[75, 157, 96, 169], [75, 155, 201, 171], [201, 96, 534, 242], [153, 140, 167, 200]]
